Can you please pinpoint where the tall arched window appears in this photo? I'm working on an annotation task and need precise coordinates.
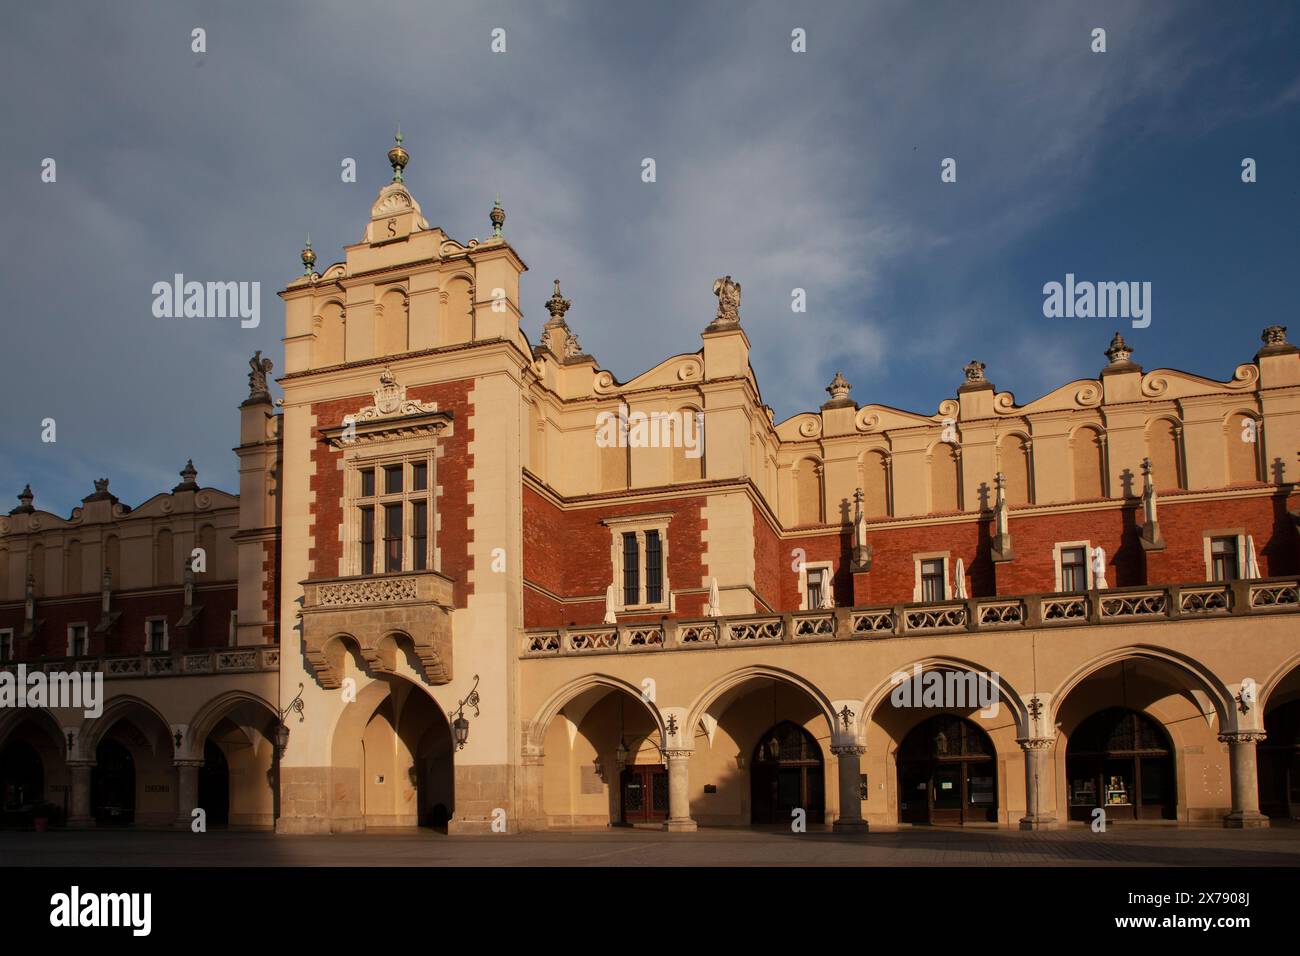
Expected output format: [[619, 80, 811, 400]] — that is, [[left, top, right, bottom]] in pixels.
[[1226, 412, 1262, 485], [930, 444, 960, 513], [1072, 426, 1106, 500], [377, 288, 408, 357], [795, 458, 823, 525], [65, 539, 83, 594], [860, 449, 890, 517], [670, 407, 704, 482], [443, 277, 474, 345], [1146, 418, 1185, 490], [155, 529, 175, 585], [315, 301, 345, 367], [29, 544, 45, 597], [103, 535, 120, 584], [998, 433, 1031, 505], [198, 525, 217, 578]]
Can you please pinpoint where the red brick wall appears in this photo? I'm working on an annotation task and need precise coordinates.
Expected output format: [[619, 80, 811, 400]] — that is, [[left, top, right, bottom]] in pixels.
[[521, 487, 705, 627], [261, 537, 280, 643], [307, 379, 476, 607], [752, 506, 782, 612], [0, 584, 238, 657]]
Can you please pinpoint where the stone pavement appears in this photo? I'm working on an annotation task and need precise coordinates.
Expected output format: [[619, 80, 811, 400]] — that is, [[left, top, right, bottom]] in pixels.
[[2, 823, 1298, 867]]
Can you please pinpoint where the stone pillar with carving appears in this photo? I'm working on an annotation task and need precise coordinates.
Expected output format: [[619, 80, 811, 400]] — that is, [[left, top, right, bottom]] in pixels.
[[663, 750, 697, 832], [1220, 731, 1270, 828], [1018, 738, 1057, 830], [174, 759, 205, 829], [67, 762, 95, 829], [831, 745, 869, 832]]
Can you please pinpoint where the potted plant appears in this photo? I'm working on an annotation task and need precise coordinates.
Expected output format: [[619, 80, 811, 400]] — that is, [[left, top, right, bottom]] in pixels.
[[32, 802, 59, 832]]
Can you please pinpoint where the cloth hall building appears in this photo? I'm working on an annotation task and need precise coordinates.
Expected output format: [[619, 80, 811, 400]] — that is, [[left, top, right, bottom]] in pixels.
[[3, 141, 1300, 835]]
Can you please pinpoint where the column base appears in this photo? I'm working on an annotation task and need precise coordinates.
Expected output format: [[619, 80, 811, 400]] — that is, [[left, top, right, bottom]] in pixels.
[[664, 818, 698, 832], [1019, 816, 1056, 831], [65, 817, 96, 830], [1223, 811, 1270, 829], [833, 819, 869, 833]]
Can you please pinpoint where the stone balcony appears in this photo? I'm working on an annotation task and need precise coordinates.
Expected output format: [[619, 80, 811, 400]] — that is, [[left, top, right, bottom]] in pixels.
[[521, 576, 1299, 658], [0, 646, 279, 678], [300, 570, 454, 687]]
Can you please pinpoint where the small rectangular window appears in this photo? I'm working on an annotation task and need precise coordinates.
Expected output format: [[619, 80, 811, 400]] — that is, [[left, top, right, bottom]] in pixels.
[[360, 468, 375, 498], [0, 630, 14, 662], [360, 506, 375, 574], [412, 501, 428, 571], [1061, 547, 1088, 593], [384, 504, 403, 572], [645, 530, 662, 604], [921, 559, 946, 602], [69, 624, 88, 657], [1211, 537, 1239, 582], [147, 620, 166, 653], [412, 461, 428, 492], [623, 532, 640, 606], [807, 569, 824, 609], [384, 465, 403, 495]]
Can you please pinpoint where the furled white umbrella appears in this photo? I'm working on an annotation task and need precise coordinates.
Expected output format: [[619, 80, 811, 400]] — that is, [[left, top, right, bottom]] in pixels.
[[705, 577, 722, 617], [1245, 535, 1261, 579], [818, 575, 835, 609], [1091, 546, 1108, 590], [602, 583, 617, 625], [953, 558, 968, 599]]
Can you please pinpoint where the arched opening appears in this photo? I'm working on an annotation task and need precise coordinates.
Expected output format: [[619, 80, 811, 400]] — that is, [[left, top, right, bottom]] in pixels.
[[331, 675, 455, 831], [1066, 708, 1175, 821], [0, 711, 67, 827], [86, 701, 175, 827], [540, 683, 665, 828], [896, 715, 997, 825], [198, 739, 230, 827], [0, 740, 45, 825], [689, 670, 834, 828], [191, 695, 279, 829], [1259, 699, 1300, 820], [750, 721, 824, 825], [93, 739, 136, 826]]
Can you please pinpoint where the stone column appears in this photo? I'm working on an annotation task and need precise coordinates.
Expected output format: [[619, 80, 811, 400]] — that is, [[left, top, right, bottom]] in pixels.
[[662, 749, 697, 832], [1018, 738, 1056, 830], [66, 762, 95, 829], [1220, 732, 1270, 829], [831, 745, 869, 832], [174, 759, 205, 829], [518, 751, 545, 832]]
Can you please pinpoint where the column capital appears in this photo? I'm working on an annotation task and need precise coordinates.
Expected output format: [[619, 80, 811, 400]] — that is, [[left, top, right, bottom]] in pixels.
[[1017, 737, 1056, 752], [662, 749, 694, 760], [830, 744, 867, 756], [1218, 731, 1267, 745], [173, 758, 206, 769], [66, 759, 97, 769]]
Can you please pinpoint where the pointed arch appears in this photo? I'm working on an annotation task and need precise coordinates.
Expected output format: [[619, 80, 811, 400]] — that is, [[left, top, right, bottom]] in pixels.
[[687, 664, 837, 738]]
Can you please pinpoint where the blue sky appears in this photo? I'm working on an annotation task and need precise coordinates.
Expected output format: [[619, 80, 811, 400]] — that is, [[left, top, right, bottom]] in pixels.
[[2, 1, 1298, 515]]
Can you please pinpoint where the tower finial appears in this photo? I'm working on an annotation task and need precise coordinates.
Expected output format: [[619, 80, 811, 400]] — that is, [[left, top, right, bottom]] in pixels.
[[300, 234, 316, 276], [545, 279, 571, 324], [388, 128, 409, 183], [490, 194, 505, 237]]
